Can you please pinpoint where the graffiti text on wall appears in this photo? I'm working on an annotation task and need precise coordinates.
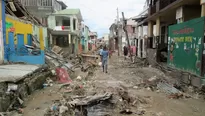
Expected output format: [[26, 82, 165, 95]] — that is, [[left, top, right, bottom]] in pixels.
[[172, 27, 194, 35], [6, 22, 15, 32], [174, 36, 193, 42]]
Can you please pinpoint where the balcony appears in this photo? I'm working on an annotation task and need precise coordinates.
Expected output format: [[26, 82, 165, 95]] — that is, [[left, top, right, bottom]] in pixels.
[[149, 0, 178, 16], [18, 0, 62, 16], [54, 26, 71, 31]]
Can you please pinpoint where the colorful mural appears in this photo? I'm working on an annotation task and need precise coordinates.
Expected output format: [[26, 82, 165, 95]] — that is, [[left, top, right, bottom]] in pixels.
[[168, 17, 205, 76]]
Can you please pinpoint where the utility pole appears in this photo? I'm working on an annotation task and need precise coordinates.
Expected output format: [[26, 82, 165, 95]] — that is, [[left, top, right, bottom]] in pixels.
[[122, 12, 133, 62], [117, 8, 120, 56]]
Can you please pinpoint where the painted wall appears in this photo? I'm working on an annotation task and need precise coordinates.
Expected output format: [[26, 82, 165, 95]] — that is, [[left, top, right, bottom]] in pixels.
[[0, 0, 4, 64], [5, 15, 45, 64], [33, 25, 40, 41], [47, 15, 56, 29], [84, 26, 89, 52], [6, 15, 33, 44], [43, 27, 48, 48], [168, 17, 204, 76]]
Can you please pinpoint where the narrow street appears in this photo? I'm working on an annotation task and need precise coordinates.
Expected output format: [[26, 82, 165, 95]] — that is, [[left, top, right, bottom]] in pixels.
[[21, 53, 205, 116]]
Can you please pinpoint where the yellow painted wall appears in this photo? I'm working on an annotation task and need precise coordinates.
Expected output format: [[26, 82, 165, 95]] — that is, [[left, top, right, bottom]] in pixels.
[[6, 16, 33, 44], [39, 27, 44, 50]]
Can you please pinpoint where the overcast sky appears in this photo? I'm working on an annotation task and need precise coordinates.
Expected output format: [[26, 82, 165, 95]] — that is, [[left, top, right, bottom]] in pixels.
[[61, 0, 146, 37]]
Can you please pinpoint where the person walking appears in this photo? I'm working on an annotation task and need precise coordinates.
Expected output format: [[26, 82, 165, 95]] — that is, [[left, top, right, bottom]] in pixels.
[[101, 46, 109, 73], [98, 46, 103, 62], [123, 45, 128, 60]]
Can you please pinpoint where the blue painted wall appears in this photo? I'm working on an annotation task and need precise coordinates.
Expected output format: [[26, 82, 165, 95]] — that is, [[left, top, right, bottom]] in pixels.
[[9, 51, 45, 65]]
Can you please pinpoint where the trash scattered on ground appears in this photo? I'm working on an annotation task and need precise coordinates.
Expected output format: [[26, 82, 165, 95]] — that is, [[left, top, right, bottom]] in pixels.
[[56, 68, 72, 84], [120, 109, 133, 114]]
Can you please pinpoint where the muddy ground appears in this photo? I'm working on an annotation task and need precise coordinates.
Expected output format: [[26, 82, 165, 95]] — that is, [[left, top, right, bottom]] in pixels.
[[22, 53, 205, 116]]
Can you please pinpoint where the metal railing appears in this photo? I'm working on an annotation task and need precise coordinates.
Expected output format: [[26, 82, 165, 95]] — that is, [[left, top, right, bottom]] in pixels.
[[19, 0, 62, 11]]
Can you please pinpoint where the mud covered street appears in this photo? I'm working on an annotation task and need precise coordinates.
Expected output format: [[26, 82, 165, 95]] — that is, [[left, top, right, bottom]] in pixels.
[[18, 53, 205, 116]]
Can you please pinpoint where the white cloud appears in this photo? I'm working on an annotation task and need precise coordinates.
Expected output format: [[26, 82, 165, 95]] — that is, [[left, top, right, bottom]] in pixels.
[[61, 0, 146, 37]]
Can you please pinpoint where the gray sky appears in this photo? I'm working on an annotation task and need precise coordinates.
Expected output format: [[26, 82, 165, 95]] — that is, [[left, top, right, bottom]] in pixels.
[[62, 0, 145, 37]]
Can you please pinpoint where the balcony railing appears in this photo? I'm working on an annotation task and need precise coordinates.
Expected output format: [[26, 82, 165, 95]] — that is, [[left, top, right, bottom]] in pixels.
[[54, 26, 71, 31], [18, 0, 62, 11]]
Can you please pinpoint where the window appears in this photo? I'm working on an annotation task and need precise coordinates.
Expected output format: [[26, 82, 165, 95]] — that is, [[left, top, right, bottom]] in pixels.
[[62, 19, 70, 26], [132, 27, 135, 33]]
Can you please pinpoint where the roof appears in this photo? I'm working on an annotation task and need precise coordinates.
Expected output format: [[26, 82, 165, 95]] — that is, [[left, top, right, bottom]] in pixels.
[[53, 9, 83, 21], [57, 1, 67, 9], [53, 9, 80, 15]]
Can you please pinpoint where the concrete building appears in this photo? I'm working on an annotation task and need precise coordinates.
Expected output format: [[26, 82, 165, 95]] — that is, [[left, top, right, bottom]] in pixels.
[[136, 0, 205, 87], [81, 23, 90, 52], [47, 9, 83, 54], [18, 0, 67, 26], [109, 18, 137, 55], [0, 1, 49, 64], [103, 34, 109, 45], [89, 32, 97, 51]]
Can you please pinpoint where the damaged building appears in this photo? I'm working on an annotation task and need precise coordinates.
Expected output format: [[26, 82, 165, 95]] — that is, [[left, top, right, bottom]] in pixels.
[[133, 0, 205, 87], [47, 9, 83, 55]]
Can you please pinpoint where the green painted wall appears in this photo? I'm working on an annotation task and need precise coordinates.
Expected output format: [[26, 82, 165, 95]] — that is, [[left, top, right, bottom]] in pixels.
[[47, 16, 56, 29], [168, 17, 205, 76]]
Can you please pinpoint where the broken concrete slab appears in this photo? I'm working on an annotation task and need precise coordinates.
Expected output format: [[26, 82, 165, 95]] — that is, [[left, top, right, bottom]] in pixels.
[[0, 64, 40, 83]]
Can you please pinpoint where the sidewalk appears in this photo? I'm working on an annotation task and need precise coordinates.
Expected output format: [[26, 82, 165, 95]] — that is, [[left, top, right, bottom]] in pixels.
[[0, 64, 50, 112], [0, 64, 40, 83]]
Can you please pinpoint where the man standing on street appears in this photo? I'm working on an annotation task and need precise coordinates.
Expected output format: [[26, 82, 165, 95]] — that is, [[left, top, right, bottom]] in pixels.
[[123, 45, 128, 60], [101, 46, 109, 73]]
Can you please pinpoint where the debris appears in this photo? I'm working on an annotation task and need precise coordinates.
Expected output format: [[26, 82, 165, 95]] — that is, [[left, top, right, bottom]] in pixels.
[[148, 76, 158, 82], [120, 109, 133, 114], [56, 68, 72, 83], [133, 86, 139, 89], [17, 108, 24, 114], [51, 70, 56, 75], [76, 76, 82, 81], [7, 83, 18, 92], [157, 82, 181, 95], [136, 110, 146, 115], [68, 93, 112, 106], [17, 97, 24, 105], [34, 107, 40, 110], [59, 105, 68, 114], [98, 62, 102, 66], [51, 104, 58, 111], [168, 93, 184, 99], [147, 87, 151, 91]]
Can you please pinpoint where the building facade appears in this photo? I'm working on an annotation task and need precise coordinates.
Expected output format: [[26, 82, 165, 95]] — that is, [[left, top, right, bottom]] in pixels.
[[18, 0, 67, 26], [137, 0, 205, 87], [47, 9, 83, 54], [89, 32, 97, 51], [81, 24, 90, 52]]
